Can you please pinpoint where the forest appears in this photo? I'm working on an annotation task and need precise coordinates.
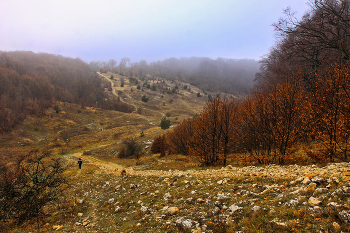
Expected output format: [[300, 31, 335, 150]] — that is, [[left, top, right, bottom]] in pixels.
[[154, 0, 350, 166], [0, 51, 133, 133]]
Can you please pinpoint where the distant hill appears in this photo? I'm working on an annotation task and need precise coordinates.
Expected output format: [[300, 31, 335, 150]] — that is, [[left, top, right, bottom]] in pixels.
[[0, 51, 133, 133]]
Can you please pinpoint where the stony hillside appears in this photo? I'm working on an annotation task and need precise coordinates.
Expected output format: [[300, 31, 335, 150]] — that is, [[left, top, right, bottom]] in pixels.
[[16, 154, 350, 233]]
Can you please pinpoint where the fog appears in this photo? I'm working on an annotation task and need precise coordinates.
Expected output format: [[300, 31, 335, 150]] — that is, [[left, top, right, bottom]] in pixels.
[[0, 0, 310, 63]]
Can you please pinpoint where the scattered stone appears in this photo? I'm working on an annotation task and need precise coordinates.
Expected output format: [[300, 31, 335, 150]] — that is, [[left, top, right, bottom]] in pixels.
[[285, 199, 298, 206], [308, 206, 323, 217], [176, 217, 197, 230], [77, 213, 83, 217], [252, 205, 261, 211], [306, 183, 317, 192], [314, 188, 328, 194], [339, 210, 350, 223], [308, 197, 322, 206], [226, 165, 233, 170], [75, 222, 81, 226], [168, 207, 179, 215], [303, 177, 311, 184], [197, 198, 204, 203], [271, 218, 287, 227], [107, 198, 115, 204], [77, 199, 84, 204], [52, 225, 63, 230], [333, 222, 341, 232], [228, 204, 243, 214], [141, 206, 156, 214], [192, 227, 202, 233], [130, 184, 138, 189], [115, 206, 121, 212], [164, 192, 171, 200]]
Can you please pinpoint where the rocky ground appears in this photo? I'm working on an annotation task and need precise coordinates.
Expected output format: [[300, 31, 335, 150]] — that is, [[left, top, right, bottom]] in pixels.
[[32, 158, 350, 233]]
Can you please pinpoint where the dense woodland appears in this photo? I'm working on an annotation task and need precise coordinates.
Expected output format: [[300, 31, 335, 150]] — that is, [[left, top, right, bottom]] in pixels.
[[0, 51, 133, 133], [89, 57, 259, 95], [153, 0, 350, 166]]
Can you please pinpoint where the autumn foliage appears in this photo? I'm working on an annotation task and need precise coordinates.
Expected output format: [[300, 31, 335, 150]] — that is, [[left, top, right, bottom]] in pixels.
[[164, 61, 350, 166], [151, 135, 169, 157]]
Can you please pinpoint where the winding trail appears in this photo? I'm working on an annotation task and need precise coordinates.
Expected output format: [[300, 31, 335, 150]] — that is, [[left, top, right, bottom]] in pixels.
[[97, 72, 164, 124], [68, 153, 349, 180]]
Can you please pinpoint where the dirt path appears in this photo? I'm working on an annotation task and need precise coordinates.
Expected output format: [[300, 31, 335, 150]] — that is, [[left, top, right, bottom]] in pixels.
[[97, 72, 164, 124], [68, 152, 349, 181]]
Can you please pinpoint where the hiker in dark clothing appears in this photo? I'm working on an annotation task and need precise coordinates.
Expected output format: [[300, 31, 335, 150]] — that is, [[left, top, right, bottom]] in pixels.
[[78, 158, 82, 169]]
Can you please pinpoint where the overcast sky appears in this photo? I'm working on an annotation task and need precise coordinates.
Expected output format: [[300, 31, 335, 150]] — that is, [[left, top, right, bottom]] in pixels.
[[0, 0, 311, 63]]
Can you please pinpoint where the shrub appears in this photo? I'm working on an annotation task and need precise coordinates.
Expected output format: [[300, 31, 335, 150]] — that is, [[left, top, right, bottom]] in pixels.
[[140, 131, 145, 137], [146, 83, 151, 89], [137, 85, 141, 90], [184, 85, 187, 90], [77, 109, 81, 113], [121, 83, 124, 87], [197, 92, 201, 97], [160, 117, 171, 129], [208, 94, 213, 101], [54, 105, 60, 114], [118, 147, 126, 158], [34, 127, 38, 131], [141, 95, 149, 102], [121, 138, 142, 157], [151, 84, 156, 91], [0, 150, 66, 222], [110, 75, 114, 80], [151, 135, 169, 157]]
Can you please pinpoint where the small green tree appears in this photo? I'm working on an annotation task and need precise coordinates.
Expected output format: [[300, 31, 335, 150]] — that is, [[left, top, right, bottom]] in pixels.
[[184, 85, 188, 90], [160, 117, 171, 129], [197, 92, 201, 97], [141, 95, 149, 102], [137, 85, 141, 90], [110, 75, 114, 80], [151, 84, 156, 91]]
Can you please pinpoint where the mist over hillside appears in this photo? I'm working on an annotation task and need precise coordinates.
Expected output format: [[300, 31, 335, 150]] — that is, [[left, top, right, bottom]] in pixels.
[[90, 57, 260, 95]]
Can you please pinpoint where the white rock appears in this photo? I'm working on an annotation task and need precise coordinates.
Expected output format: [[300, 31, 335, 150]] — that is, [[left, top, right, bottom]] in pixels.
[[228, 204, 243, 213], [252, 206, 261, 211]]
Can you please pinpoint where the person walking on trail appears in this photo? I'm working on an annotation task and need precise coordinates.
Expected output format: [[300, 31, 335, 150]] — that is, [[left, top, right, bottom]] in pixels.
[[78, 158, 82, 169]]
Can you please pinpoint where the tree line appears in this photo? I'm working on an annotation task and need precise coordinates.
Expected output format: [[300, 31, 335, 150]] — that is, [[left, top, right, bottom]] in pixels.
[[154, 0, 350, 166], [0, 51, 133, 133]]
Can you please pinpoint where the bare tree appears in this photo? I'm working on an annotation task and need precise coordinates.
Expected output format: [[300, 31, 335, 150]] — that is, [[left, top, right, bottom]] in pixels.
[[108, 59, 117, 72]]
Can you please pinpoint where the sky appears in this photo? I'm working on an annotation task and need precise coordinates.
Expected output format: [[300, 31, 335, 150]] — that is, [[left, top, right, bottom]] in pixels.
[[0, 0, 311, 63]]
